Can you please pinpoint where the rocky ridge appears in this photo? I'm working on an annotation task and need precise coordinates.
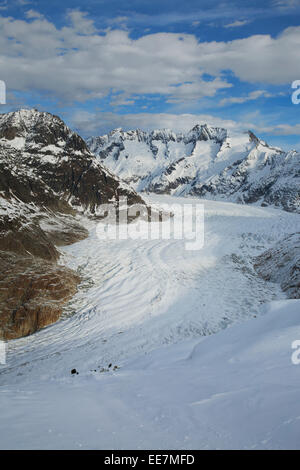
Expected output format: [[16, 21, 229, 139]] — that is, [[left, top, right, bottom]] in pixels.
[[87, 124, 299, 213]]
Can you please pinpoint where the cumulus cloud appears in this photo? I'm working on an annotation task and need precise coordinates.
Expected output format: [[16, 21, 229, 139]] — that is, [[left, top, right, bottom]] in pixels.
[[66, 9, 98, 34], [0, 12, 231, 103], [0, 10, 299, 107], [194, 27, 300, 84]]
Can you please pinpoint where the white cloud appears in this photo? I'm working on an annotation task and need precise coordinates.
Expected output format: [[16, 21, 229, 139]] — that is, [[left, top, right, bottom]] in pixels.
[[0, 12, 231, 102], [107, 16, 129, 30], [273, 0, 300, 9], [0, 10, 299, 107], [110, 93, 135, 106], [109, 16, 129, 24], [262, 123, 300, 135], [25, 9, 44, 19], [169, 79, 233, 103], [66, 9, 97, 34], [195, 26, 300, 84], [224, 20, 250, 28], [70, 110, 300, 139], [220, 90, 273, 106], [69, 110, 254, 136]]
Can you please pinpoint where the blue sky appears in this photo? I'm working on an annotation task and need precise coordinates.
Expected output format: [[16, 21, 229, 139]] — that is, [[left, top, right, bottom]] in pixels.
[[0, 0, 300, 149]]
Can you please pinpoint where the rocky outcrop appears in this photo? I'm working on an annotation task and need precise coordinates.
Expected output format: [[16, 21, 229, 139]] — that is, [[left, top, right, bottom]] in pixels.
[[0, 252, 80, 340], [87, 126, 300, 213], [0, 209, 88, 340], [254, 233, 300, 299], [0, 109, 148, 339], [0, 109, 144, 215]]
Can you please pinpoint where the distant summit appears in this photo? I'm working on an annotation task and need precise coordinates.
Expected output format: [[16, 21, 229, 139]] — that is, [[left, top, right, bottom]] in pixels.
[[87, 124, 299, 213]]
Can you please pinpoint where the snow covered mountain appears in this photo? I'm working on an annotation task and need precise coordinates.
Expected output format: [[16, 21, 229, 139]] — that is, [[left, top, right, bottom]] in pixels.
[[0, 109, 144, 214], [0, 108, 146, 263], [87, 125, 300, 213], [0, 109, 146, 339]]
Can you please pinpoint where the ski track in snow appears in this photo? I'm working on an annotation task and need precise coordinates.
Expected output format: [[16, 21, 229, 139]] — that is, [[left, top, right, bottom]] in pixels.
[[0, 195, 299, 386]]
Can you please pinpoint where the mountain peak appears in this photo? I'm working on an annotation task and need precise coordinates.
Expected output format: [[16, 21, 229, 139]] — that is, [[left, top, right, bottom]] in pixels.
[[0, 108, 62, 126], [86, 123, 299, 213], [187, 123, 227, 143], [248, 130, 261, 144], [0, 107, 88, 153], [0, 107, 145, 214]]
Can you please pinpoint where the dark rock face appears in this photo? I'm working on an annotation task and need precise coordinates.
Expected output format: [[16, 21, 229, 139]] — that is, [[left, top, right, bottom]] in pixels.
[[0, 109, 144, 215], [0, 108, 147, 339], [0, 109, 87, 150], [0, 252, 80, 340], [254, 233, 300, 299]]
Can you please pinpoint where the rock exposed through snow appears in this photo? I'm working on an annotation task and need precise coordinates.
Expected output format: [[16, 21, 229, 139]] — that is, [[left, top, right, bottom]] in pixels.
[[254, 233, 300, 299], [0, 108, 147, 339], [87, 125, 299, 213]]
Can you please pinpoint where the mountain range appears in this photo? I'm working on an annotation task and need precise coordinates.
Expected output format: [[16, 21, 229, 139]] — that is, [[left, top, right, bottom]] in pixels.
[[0, 109, 299, 340], [88, 124, 300, 213]]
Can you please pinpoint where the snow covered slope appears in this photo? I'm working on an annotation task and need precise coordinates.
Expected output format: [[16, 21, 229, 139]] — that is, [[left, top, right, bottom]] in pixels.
[[87, 125, 300, 213], [1, 299, 300, 449], [1, 196, 300, 449]]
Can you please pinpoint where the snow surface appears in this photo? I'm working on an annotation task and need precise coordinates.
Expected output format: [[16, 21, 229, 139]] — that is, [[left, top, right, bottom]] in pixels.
[[87, 125, 235, 191], [0, 196, 300, 449], [0, 136, 26, 150]]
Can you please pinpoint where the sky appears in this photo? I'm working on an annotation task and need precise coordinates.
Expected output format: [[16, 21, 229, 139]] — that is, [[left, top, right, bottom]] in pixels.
[[0, 0, 300, 149]]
